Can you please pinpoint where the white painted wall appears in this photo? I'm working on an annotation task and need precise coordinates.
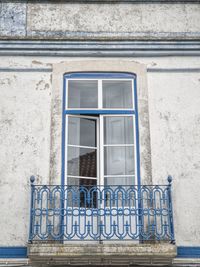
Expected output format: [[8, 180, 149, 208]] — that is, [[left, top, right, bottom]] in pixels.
[[0, 69, 51, 245], [0, 56, 200, 247], [148, 71, 200, 246]]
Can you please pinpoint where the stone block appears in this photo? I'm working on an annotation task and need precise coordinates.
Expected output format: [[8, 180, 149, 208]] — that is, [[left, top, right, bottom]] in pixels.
[[0, 2, 26, 37], [28, 243, 177, 266], [26, 3, 200, 40]]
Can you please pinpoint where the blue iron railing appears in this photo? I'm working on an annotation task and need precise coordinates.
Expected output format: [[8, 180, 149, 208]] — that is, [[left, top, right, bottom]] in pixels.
[[29, 176, 175, 243]]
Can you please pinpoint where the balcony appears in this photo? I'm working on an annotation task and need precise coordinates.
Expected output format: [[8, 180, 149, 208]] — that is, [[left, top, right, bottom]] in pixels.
[[28, 176, 176, 266]]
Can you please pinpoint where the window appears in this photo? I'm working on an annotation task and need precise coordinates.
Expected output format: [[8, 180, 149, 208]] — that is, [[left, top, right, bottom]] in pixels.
[[62, 73, 140, 189]]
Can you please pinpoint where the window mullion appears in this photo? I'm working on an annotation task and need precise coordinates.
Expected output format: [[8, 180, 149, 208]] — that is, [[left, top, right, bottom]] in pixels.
[[98, 79, 103, 109], [99, 115, 104, 187]]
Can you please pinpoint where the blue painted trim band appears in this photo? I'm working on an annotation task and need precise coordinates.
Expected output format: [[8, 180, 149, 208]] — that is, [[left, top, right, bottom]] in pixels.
[[65, 110, 135, 115], [64, 72, 136, 79], [60, 75, 67, 242], [0, 247, 27, 258], [133, 77, 141, 187], [2, 67, 200, 73], [62, 72, 140, 198], [177, 247, 200, 258], [1, 246, 200, 258], [61, 76, 67, 187], [133, 77, 142, 243]]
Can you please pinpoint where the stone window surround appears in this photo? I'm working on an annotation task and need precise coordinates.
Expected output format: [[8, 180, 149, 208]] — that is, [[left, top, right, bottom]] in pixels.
[[50, 59, 152, 185]]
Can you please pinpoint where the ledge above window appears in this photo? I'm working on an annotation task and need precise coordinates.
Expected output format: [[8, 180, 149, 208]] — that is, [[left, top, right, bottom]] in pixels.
[[31, 0, 200, 2]]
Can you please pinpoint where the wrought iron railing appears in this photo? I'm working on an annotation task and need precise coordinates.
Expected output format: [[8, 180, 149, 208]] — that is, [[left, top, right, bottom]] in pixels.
[[29, 176, 175, 243]]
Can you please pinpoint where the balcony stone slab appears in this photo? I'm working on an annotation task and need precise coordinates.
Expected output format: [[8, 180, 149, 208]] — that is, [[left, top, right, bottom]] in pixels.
[[28, 243, 177, 266]]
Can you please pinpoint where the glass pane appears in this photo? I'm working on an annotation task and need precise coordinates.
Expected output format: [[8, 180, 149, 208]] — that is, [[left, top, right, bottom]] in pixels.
[[68, 80, 98, 108], [103, 80, 132, 108], [67, 147, 97, 177], [104, 146, 134, 176], [104, 176, 134, 186], [104, 116, 134, 145], [68, 117, 96, 147], [68, 177, 97, 187], [67, 178, 97, 208], [104, 177, 136, 207]]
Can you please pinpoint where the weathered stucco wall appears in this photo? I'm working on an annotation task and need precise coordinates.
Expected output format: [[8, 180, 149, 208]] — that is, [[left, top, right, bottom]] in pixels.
[[0, 68, 51, 245], [0, 0, 199, 251], [0, 2, 200, 40], [148, 71, 200, 246], [0, 56, 200, 247]]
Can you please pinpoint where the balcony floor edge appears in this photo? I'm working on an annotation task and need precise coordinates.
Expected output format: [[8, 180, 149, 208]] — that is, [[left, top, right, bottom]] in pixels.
[[28, 243, 177, 266]]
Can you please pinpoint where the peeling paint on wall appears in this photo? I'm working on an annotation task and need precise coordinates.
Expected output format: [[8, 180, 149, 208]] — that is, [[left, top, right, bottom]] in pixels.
[[148, 72, 200, 246], [0, 72, 52, 246]]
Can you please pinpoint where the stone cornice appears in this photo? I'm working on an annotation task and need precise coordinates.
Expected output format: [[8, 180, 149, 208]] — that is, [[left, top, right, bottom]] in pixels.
[[0, 40, 200, 56], [8, 0, 200, 2]]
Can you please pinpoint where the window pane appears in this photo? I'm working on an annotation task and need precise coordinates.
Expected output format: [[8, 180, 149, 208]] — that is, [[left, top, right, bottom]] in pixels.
[[68, 117, 96, 147], [104, 116, 134, 145], [67, 147, 97, 177], [104, 176, 134, 186], [67, 177, 97, 208], [68, 80, 98, 108], [104, 146, 134, 176], [68, 177, 97, 187], [103, 80, 132, 108]]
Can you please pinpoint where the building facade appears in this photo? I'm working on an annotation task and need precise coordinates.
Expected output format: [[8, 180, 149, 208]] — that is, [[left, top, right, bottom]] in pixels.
[[0, 0, 200, 266]]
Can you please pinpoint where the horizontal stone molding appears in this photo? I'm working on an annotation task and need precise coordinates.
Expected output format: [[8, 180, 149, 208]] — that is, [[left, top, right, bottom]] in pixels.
[[0, 258, 29, 267], [0, 40, 200, 56], [1, 67, 200, 73], [1, 0, 200, 1]]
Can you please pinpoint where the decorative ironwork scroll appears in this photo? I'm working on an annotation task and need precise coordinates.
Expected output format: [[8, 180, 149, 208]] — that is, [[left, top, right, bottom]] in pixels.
[[29, 177, 175, 243]]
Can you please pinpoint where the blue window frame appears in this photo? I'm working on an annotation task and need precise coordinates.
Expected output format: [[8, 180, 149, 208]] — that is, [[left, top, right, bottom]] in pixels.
[[62, 72, 140, 188]]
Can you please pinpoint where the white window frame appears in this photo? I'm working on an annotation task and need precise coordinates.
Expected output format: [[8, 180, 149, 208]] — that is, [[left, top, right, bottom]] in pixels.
[[65, 78, 135, 111]]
